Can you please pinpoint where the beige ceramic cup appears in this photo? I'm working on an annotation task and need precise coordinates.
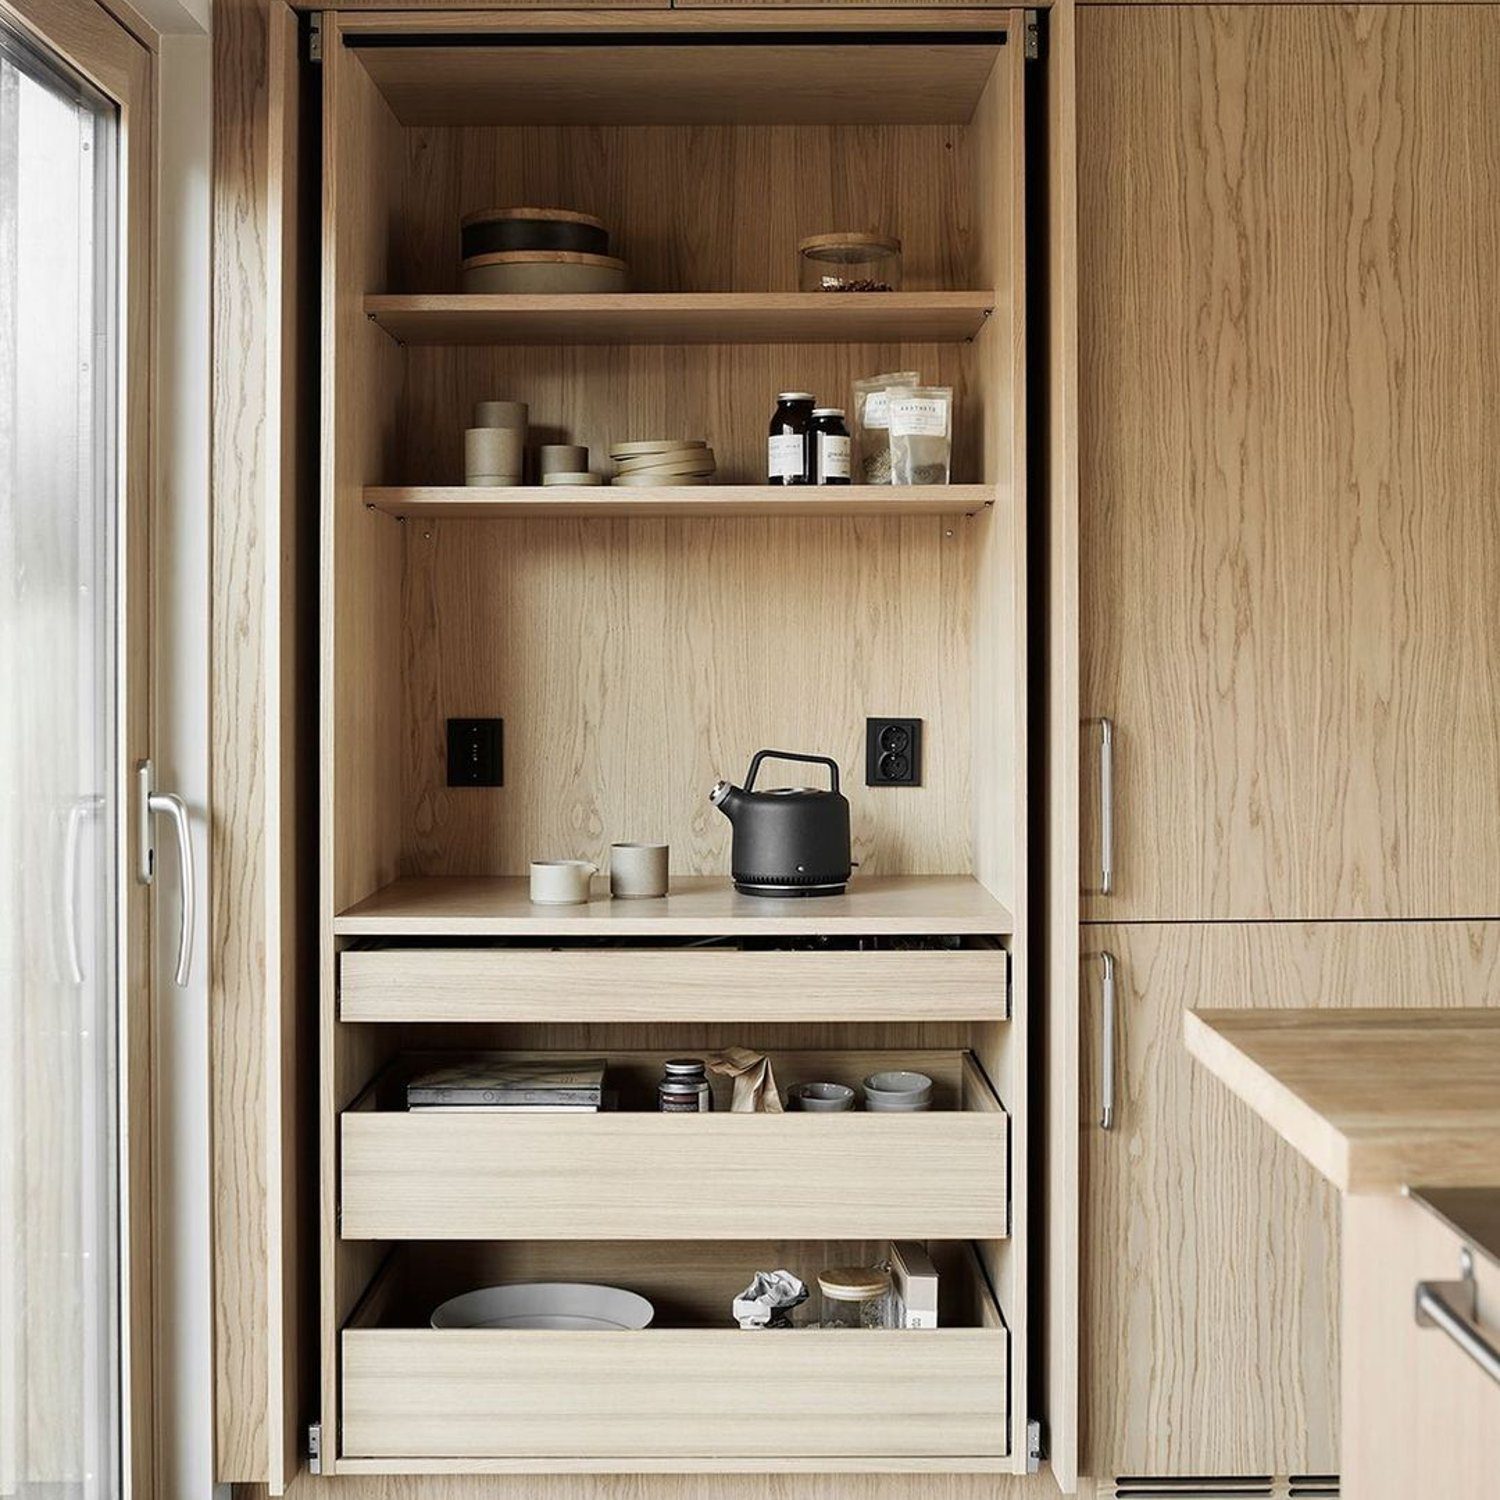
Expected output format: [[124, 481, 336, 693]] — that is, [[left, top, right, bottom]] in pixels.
[[538, 444, 589, 476], [609, 842, 668, 899], [529, 859, 597, 905], [466, 426, 525, 480]]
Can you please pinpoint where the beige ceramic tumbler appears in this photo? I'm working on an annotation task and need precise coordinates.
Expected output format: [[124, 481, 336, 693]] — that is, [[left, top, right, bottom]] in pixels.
[[610, 843, 668, 899]]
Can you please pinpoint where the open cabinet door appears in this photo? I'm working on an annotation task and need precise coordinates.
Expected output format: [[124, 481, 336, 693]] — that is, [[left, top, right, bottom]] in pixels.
[[211, 1, 318, 1491], [1042, 0, 1080, 1490]]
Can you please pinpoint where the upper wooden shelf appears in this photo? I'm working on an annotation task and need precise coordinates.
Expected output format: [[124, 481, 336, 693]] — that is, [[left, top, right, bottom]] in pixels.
[[335, 874, 1013, 938], [365, 292, 995, 348], [364, 484, 993, 521]]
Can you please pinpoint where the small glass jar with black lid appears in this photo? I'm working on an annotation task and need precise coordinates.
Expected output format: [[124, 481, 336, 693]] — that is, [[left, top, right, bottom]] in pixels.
[[810, 407, 851, 486], [768, 392, 816, 486], [658, 1057, 713, 1112]]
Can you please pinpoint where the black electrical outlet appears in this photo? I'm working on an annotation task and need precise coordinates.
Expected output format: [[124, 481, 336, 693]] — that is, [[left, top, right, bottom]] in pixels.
[[866, 717, 922, 786], [447, 717, 503, 787]]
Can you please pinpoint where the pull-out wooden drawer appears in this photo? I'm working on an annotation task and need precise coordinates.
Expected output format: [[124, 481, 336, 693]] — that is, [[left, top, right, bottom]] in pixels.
[[339, 942, 1009, 1023], [340, 1240, 1010, 1464], [340, 1049, 1009, 1241]]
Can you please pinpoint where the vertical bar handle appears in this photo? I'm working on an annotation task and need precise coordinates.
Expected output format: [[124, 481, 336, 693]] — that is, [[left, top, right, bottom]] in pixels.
[[1415, 1253, 1500, 1387], [1097, 717, 1115, 895], [1099, 950, 1117, 1130]]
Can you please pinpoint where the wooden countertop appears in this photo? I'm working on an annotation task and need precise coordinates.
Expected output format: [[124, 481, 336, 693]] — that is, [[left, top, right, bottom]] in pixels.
[[1184, 1008, 1500, 1194]]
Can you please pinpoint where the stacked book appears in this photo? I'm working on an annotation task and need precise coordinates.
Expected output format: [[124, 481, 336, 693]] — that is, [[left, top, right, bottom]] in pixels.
[[406, 1057, 607, 1114]]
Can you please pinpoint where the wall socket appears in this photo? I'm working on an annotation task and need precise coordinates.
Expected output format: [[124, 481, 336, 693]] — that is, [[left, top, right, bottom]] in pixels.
[[447, 717, 503, 787], [866, 717, 922, 786]]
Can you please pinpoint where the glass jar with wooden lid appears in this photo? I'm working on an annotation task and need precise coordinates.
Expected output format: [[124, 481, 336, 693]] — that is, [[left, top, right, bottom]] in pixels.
[[797, 232, 903, 293], [815, 1266, 893, 1329]]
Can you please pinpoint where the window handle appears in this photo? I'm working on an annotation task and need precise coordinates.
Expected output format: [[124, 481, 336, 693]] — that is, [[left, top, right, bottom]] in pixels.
[[137, 760, 195, 987]]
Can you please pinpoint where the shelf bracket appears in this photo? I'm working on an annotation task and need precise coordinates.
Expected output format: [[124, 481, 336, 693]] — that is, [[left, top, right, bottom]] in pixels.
[[1026, 1417, 1046, 1472], [307, 1421, 322, 1475]]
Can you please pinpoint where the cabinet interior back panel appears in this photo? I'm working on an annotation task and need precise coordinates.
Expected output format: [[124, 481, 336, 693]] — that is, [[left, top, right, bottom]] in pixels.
[[390, 123, 979, 294], [401, 515, 975, 877]]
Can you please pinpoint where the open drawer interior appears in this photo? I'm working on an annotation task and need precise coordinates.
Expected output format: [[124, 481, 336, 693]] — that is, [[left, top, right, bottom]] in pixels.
[[341, 1238, 1011, 1463], [339, 1048, 1010, 1241]]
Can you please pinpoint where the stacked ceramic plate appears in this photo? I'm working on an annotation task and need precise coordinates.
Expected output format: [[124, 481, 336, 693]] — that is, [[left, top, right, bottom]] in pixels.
[[609, 439, 716, 487], [460, 208, 629, 294]]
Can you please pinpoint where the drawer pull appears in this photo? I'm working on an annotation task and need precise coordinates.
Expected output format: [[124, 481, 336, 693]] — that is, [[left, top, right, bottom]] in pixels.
[[1099, 950, 1117, 1131], [1415, 1249, 1500, 1387]]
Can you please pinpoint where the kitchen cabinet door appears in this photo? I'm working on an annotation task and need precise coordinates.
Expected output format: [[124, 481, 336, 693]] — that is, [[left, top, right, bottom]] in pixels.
[[1077, 5, 1500, 922], [1078, 920, 1500, 1482]]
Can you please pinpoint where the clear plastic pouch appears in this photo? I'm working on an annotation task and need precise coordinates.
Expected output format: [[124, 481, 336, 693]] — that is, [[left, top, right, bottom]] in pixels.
[[852, 370, 919, 484], [887, 385, 953, 485]]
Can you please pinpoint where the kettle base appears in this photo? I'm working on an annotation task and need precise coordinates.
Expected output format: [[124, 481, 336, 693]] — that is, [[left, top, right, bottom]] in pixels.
[[733, 879, 848, 898]]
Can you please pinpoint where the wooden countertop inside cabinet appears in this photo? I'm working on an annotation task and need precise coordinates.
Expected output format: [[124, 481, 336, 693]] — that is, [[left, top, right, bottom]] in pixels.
[[1184, 1008, 1500, 1194]]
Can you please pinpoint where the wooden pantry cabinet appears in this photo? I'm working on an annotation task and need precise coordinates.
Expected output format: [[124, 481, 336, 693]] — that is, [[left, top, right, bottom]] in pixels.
[[213, 3, 1050, 1491], [1076, 3, 1500, 926]]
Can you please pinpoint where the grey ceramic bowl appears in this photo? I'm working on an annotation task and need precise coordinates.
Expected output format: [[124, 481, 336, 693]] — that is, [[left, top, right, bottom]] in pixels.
[[787, 1081, 856, 1113], [863, 1070, 933, 1100]]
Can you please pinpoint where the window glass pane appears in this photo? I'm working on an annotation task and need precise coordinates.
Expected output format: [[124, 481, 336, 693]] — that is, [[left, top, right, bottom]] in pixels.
[[0, 23, 121, 1499]]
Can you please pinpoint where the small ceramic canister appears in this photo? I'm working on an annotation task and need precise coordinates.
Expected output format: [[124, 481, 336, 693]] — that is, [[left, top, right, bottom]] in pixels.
[[538, 444, 589, 477], [466, 426, 525, 481], [609, 842, 668, 898], [473, 400, 528, 429], [529, 859, 597, 905]]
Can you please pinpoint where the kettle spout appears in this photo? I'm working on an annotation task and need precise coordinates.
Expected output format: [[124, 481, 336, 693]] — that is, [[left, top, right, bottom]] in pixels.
[[710, 779, 745, 822]]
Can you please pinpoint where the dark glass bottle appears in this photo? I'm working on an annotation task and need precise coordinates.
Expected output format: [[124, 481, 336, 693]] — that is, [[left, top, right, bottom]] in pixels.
[[810, 407, 851, 485], [768, 392, 815, 486]]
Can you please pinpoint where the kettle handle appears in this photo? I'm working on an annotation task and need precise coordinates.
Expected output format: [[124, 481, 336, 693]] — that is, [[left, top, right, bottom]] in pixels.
[[745, 750, 841, 795]]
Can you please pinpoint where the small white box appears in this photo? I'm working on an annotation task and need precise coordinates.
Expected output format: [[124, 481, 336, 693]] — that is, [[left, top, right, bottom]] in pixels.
[[888, 1240, 939, 1329]]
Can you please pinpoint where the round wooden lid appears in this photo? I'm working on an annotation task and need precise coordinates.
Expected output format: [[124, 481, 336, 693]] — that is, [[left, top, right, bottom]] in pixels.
[[461, 206, 607, 231], [461, 250, 628, 271], [798, 231, 902, 257], [817, 1266, 892, 1302]]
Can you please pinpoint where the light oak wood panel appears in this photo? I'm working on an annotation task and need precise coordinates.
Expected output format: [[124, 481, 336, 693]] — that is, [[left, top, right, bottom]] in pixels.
[[1343, 1194, 1500, 1500], [337, 875, 1012, 935], [399, 518, 978, 880], [341, 1050, 1007, 1241], [1080, 920, 1500, 1480], [1186, 1008, 1500, 1194], [365, 292, 995, 347], [1077, 5, 1500, 921], [367, 484, 993, 520], [1042, 0, 1082, 1489], [341, 1241, 1007, 1461], [353, 40, 1006, 127], [331, 7, 1011, 27], [340, 944, 1009, 1023]]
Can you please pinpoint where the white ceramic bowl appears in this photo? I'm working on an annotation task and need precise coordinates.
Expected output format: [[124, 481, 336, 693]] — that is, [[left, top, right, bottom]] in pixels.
[[431, 1282, 655, 1331], [788, 1081, 855, 1113]]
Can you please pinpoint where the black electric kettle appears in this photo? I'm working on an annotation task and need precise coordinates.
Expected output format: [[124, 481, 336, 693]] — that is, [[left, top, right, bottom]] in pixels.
[[710, 750, 852, 897]]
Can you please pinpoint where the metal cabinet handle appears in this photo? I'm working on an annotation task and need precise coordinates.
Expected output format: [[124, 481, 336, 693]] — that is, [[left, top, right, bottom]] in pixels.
[[1097, 717, 1114, 895], [62, 794, 105, 984], [1416, 1250, 1500, 1386], [1099, 950, 1117, 1130], [137, 760, 196, 988]]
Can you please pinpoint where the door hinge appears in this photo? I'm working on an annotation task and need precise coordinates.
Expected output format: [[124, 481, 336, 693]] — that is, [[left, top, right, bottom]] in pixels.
[[307, 13, 324, 63], [1023, 10, 1041, 61], [307, 1422, 322, 1474], [1026, 1417, 1046, 1473], [1005, 950, 1014, 1019]]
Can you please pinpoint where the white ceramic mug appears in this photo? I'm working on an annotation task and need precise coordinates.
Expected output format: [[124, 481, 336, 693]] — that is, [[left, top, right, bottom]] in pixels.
[[529, 859, 597, 905], [610, 842, 668, 899]]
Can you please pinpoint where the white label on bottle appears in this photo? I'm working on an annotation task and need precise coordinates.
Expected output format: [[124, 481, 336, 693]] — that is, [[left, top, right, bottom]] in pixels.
[[816, 432, 851, 481], [862, 390, 892, 429], [768, 431, 807, 480], [889, 395, 949, 438]]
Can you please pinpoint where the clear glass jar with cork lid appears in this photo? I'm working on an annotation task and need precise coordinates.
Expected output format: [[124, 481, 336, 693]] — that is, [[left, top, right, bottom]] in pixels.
[[815, 1266, 893, 1329]]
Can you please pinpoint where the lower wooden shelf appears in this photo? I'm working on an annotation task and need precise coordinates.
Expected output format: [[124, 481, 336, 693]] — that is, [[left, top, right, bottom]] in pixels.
[[339, 1240, 1010, 1467]]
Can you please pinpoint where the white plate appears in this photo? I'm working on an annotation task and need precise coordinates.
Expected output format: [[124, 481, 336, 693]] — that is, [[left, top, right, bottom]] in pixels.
[[430, 1281, 655, 1331]]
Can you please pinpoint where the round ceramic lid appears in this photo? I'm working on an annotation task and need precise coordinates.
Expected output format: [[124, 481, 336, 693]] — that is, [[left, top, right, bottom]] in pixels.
[[817, 1266, 892, 1302]]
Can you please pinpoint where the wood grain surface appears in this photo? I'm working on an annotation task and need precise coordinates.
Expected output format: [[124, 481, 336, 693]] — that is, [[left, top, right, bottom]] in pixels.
[[1187, 1007, 1500, 1193], [1078, 4, 1500, 921], [1080, 920, 1500, 1479]]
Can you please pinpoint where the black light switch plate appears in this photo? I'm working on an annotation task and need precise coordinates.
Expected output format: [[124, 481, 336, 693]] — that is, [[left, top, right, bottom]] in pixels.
[[447, 717, 503, 787], [866, 717, 922, 786]]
